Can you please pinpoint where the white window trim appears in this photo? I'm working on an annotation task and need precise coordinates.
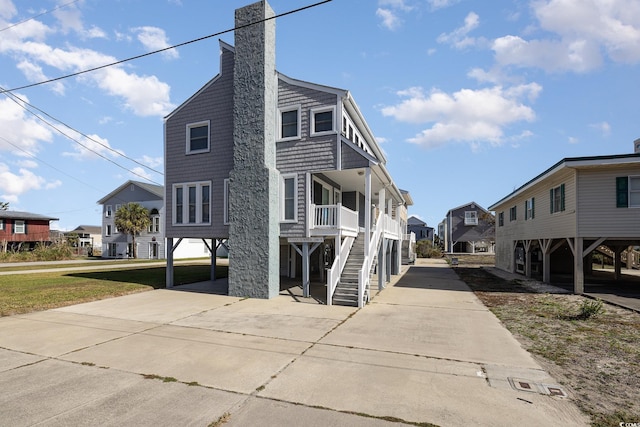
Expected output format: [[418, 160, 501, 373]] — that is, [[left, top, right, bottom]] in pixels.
[[0, 219, 3, 230], [105, 205, 112, 217], [280, 173, 298, 222], [223, 178, 230, 225], [630, 175, 640, 208], [310, 106, 336, 137], [172, 181, 212, 226], [186, 120, 211, 154], [14, 220, 25, 234], [105, 224, 112, 237], [277, 105, 301, 142], [464, 211, 478, 226]]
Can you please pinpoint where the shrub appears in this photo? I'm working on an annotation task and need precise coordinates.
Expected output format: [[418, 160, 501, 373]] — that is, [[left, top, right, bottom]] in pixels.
[[577, 298, 604, 320], [415, 240, 442, 258]]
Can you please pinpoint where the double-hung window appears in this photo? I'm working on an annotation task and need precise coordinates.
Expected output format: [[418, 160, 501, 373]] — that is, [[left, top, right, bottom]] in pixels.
[[550, 184, 565, 213], [510, 206, 517, 221], [105, 224, 112, 237], [105, 205, 112, 217], [279, 105, 301, 140], [14, 220, 25, 234], [173, 182, 211, 225], [0, 219, 3, 230], [617, 176, 640, 208], [310, 107, 335, 136], [464, 211, 478, 225], [186, 121, 210, 154], [525, 197, 535, 220], [498, 212, 504, 227], [281, 174, 297, 222]]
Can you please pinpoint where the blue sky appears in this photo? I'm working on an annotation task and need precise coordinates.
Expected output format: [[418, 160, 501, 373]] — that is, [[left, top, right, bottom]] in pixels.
[[1, 0, 639, 231]]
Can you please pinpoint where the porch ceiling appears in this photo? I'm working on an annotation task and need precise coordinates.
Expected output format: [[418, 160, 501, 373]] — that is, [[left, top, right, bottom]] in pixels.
[[322, 166, 400, 201]]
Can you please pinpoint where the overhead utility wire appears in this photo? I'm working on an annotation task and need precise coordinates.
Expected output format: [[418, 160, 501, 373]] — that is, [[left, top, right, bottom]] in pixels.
[[1, 88, 163, 176], [0, 0, 333, 94], [1, 135, 155, 208], [0, 0, 82, 33], [1, 93, 163, 185]]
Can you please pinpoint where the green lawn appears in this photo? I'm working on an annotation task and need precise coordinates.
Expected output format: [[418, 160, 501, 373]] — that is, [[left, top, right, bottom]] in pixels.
[[0, 264, 227, 316]]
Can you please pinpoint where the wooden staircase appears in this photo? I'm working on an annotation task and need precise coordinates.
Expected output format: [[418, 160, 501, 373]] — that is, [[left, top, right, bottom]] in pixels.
[[332, 233, 378, 306]]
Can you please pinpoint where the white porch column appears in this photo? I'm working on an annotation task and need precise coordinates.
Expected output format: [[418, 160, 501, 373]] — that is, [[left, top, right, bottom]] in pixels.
[[364, 168, 371, 256]]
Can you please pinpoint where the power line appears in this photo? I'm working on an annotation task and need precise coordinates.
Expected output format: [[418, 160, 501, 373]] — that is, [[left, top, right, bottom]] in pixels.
[[1, 88, 164, 176], [0, 135, 109, 196], [0, 0, 333, 94], [0, 0, 82, 33], [0, 93, 163, 185]]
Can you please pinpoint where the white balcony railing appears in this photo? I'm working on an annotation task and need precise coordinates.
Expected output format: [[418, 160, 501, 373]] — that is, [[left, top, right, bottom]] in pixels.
[[326, 235, 355, 306], [310, 203, 358, 235]]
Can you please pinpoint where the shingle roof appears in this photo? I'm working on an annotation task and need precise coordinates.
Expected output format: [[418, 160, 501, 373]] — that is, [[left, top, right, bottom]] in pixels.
[[0, 210, 59, 221]]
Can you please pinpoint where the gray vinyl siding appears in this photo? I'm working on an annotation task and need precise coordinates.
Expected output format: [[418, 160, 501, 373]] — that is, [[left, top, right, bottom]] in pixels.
[[164, 46, 235, 239], [577, 166, 640, 237], [101, 186, 165, 259], [276, 80, 339, 238], [448, 204, 494, 244], [341, 142, 370, 169]]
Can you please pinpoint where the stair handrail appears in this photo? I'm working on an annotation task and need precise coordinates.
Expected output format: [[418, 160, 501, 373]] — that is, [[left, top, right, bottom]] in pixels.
[[327, 235, 355, 306], [358, 210, 383, 307]]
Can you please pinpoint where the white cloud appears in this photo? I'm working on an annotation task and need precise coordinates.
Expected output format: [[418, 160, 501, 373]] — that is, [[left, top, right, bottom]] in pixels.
[[139, 155, 163, 168], [129, 166, 153, 181], [427, 0, 460, 10], [62, 133, 122, 160], [492, 35, 602, 73], [568, 136, 579, 144], [0, 162, 58, 202], [376, 8, 402, 31], [381, 84, 540, 148], [0, 95, 53, 154], [589, 121, 611, 136], [492, 0, 640, 73], [16, 159, 38, 169], [132, 26, 179, 59], [0, 7, 174, 117], [0, 0, 17, 20], [52, 3, 106, 39], [16, 60, 65, 94], [437, 12, 483, 49]]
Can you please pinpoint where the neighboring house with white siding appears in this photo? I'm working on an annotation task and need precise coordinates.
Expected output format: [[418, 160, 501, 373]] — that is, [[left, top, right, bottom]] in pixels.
[[488, 151, 640, 294], [98, 180, 209, 259], [163, 1, 411, 306]]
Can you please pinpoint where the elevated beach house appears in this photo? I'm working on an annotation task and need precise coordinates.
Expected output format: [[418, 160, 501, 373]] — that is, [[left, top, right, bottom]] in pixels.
[[164, 1, 411, 306]]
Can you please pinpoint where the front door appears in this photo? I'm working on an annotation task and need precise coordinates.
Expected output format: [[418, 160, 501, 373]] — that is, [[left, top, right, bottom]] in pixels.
[[149, 242, 159, 259]]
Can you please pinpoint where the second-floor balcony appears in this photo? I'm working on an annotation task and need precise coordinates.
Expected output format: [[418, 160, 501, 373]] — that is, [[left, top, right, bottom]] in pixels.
[[309, 203, 402, 240]]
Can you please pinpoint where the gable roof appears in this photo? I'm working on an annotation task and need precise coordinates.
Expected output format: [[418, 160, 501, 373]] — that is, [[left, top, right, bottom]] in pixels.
[[408, 216, 426, 226], [488, 153, 640, 210], [97, 180, 164, 204], [71, 225, 101, 234], [446, 201, 490, 216], [0, 210, 58, 221]]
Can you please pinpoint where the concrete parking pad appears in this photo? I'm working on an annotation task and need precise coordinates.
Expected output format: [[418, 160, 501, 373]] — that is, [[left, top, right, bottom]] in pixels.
[[173, 296, 354, 341], [62, 324, 311, 394], [0, 358, 244, 427], [55, 289, 240, 323], [225, 396, 412, 427], [0, 260, 589, 426], [259, 344, 584, 426]]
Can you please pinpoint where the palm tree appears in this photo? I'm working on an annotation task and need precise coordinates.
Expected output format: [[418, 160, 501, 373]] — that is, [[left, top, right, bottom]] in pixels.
[[115, 202, 150, 258], [0, 201, 8, 211]]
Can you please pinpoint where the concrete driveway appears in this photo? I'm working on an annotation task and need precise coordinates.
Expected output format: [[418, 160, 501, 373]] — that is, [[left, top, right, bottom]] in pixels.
[[0, 259, 588, 426]]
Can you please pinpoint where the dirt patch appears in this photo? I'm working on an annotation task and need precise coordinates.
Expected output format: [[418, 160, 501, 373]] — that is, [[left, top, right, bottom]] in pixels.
[[449, 255, 640, 426]]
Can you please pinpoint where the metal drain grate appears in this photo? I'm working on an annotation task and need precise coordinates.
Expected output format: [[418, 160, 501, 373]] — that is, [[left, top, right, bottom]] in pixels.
[[508, 377, 567, 397]]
